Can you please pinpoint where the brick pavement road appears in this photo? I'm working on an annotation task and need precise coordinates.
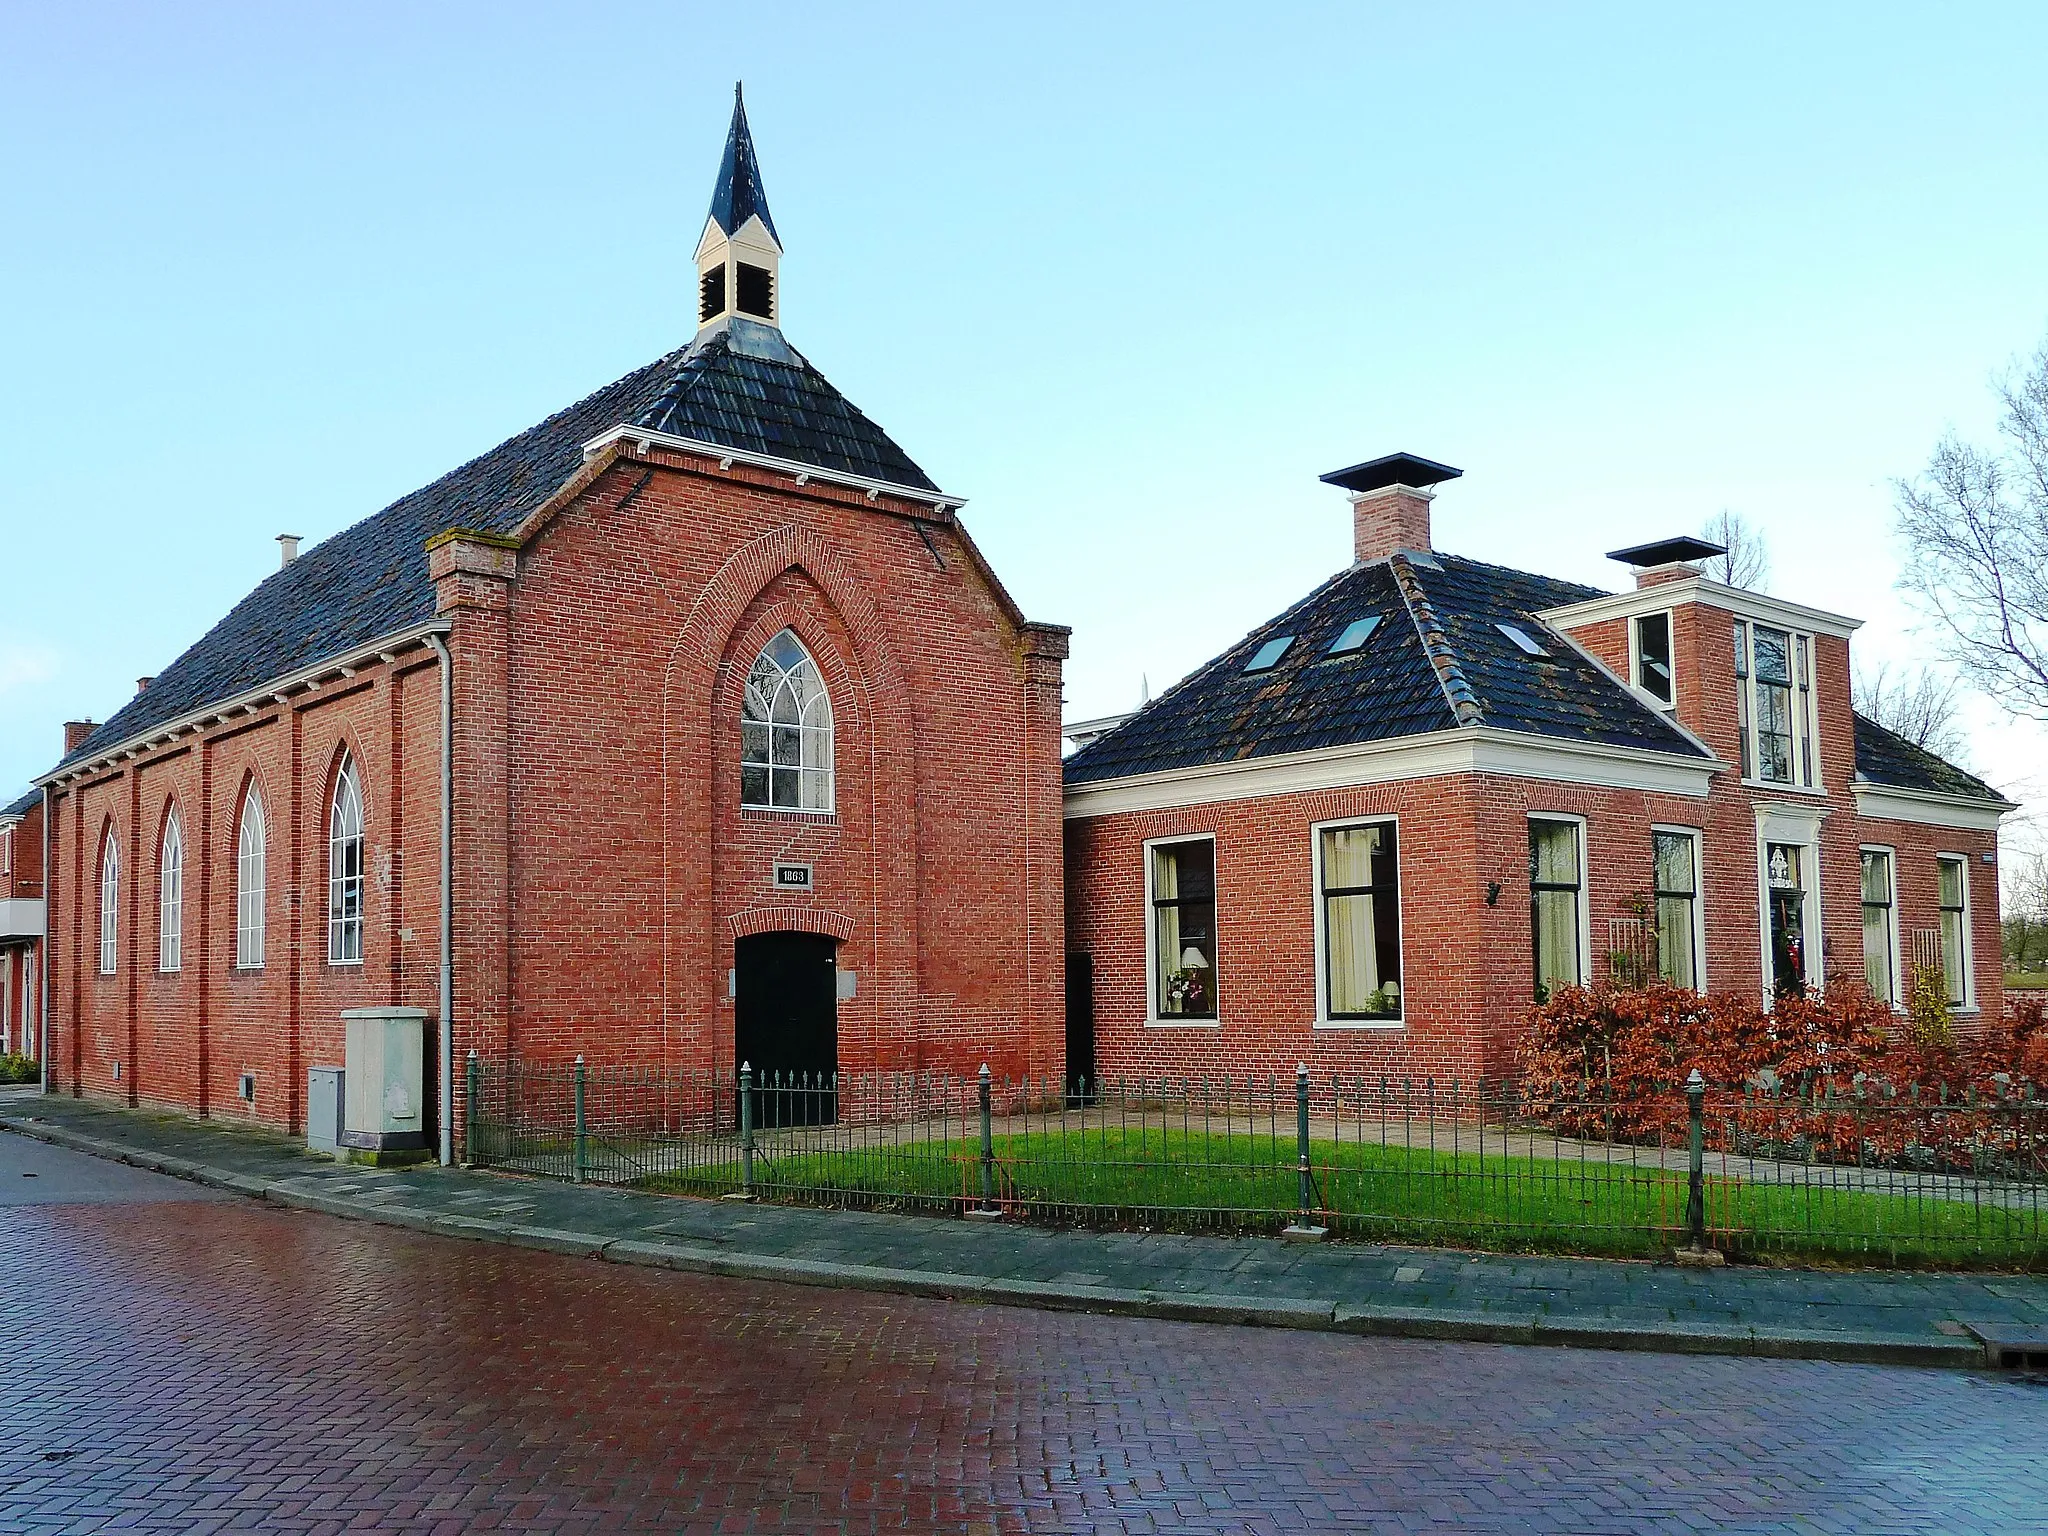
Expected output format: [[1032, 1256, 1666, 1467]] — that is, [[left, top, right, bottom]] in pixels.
[[5, 1136, 2048, 1534]]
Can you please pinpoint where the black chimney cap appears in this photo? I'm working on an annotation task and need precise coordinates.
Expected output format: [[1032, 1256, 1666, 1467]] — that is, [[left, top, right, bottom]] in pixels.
[[1319, 452, 1464, 494], [1605, 535, 1726, 568]]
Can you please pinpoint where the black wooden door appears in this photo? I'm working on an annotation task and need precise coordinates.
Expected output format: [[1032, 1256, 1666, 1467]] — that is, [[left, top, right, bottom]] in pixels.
[[1065, 953, 1096, 1105], [735, 931, 839, 1126]]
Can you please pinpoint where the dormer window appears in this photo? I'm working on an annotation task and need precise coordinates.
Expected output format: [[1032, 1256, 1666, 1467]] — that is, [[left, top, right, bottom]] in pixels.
[[1632, 612, 1674, 707], [699, 265, 727, 324], [737, 262, 774, 319], [1734, 620, 1817, 787]]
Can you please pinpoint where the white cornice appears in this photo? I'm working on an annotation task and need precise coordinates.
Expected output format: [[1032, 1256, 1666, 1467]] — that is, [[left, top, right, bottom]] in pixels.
[[34, 620, 450, 790], [1540, 576, 1863, 640], [580, 423, 965, 514], [1853, 780, 2014, 831], [1063, 727, 1725, 820]]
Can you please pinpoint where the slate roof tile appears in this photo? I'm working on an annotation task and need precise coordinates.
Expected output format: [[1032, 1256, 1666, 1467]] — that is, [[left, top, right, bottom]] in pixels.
[[1064, 553, 1707, 787], [2, 787, 39, 819], [1851, 712, 2007, 803], [52, 324, 934, 773]]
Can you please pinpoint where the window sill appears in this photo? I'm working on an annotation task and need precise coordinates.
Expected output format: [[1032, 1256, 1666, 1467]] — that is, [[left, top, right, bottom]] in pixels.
[[740, 806, 838, 824], [328, 959, 365, 970], [1315, 1018, 1405, 1031], [1145, 1017, 1220, 1029]]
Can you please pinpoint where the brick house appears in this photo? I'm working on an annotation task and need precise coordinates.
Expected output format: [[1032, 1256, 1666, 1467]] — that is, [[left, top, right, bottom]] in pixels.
[[34, 90, 1070, 1149], [1062, 454, 2013, 1087], [0, 786, 44, 1061]]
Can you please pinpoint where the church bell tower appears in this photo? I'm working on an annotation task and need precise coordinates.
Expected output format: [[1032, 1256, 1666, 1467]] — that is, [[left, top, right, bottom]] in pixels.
[[695, 83, 783, 332]]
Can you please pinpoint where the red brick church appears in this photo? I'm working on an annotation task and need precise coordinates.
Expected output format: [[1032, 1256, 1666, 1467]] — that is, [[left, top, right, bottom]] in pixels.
[[31, 92, 2016, 1151], [34, 90, 1071, 1147]]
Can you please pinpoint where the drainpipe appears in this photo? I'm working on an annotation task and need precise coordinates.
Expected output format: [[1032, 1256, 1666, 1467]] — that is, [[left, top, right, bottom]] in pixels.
[[425, 632, 454, 1165], [37, 784, 50, 1094]]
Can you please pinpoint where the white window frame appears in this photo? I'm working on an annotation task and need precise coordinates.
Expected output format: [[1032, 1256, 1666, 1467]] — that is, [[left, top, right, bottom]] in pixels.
[[1311, 814, 1405, 1030], [740, 628, 836, 815], [158, 808, 182, 973], [1528, 813, 1592, 999], [1630, 610, 1677, 710], [1754, 805, 1825, 1006], [99, 831, 120, 976], [1142, 831, 1220, 1028], [328, 754, 365, 967], [237, 787, 266, 970], [1735, 620, 1823, 793], [1858, 843, 1902, 1009], [1650, 823, 1707, 993], [1937, 852, 1975, 1013]]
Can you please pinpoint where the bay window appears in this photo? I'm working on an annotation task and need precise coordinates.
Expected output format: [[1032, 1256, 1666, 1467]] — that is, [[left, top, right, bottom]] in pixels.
[[1317, 821, 1402, 1022]]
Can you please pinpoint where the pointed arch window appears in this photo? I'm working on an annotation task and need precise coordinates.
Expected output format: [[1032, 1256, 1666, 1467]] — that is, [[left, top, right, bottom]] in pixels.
[[237, 786, 266, 970], [158, 808, 183, 972], [741, 629, 834, 811], [329, 754, 364, 965], [99, 830, 120, 976]]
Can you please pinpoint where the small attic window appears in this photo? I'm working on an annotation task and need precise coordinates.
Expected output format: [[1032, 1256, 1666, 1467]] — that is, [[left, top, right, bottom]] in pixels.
[[737, 262, 774, 318], [1497, 623, 1549, 657], [1245, 636, 1295, 674], [1328, 617, 1381, 656]]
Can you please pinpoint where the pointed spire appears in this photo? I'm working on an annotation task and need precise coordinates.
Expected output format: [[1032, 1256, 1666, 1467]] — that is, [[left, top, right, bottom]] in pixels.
[[707, 82, 779, 249]]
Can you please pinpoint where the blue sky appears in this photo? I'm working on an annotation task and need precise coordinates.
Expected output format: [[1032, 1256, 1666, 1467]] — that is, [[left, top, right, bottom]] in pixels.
[[4, 2, 2046, 840]]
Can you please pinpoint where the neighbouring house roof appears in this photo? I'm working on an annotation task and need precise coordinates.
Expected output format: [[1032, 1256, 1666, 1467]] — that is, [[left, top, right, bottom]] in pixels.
[[51, 321, 935, 775], [1851, 713, 2008, 804], [1063, 553, 1710, 787], [1, 788, 38, 820]]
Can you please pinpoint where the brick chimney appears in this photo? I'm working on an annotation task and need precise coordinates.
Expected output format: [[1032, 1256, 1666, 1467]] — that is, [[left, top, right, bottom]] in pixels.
[[64, 719, 96, 753], [1319, 453, 1464, 565]]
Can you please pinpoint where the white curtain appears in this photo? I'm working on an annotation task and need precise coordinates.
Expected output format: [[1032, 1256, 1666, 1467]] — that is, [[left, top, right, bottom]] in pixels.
[[1323, 827, 1384, 1013]]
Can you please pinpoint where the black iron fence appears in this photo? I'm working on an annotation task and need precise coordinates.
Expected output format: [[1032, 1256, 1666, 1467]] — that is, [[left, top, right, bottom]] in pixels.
[[463, 1053, 2048, 1268]]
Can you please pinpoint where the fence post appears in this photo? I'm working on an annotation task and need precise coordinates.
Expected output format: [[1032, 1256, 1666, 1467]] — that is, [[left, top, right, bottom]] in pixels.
[[1678, 1068, 1721, 1264], [970, 1062, 1000, 1218], [463, 1048, 479, 1166], [738, 1062, 756, 1199], [1284, 1063, 1327, 1241], [573, 1054, 588, 1186]]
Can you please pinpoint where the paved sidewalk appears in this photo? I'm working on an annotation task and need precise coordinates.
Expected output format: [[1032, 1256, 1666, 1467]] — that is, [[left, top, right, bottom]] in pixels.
[[7, 1090, 2048, 1370]]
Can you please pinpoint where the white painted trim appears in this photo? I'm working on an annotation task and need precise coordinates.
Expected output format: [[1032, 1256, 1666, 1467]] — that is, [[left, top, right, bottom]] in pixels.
[[1853, 782, 2013, 830], [1528, 812, 1592, 994], [1858, 843, 1902, 1009], [1540, 575, 1862, 640], [1628, 609, 1678, 712], [1142, 831, 1221, 1027], [1650, 823, 1707, 994], [1755, 802, 1827, 1005], [1310, 814, 1405, 1028], [580, 422, 965, 513], [1064, 725, 1722, 820], [1937, 851, 1975, 1012], [36, 620, 451, 788]]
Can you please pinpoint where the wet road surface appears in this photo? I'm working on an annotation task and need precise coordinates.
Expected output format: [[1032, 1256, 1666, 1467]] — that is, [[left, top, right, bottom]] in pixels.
[[4, 1131, 2046, 1533]]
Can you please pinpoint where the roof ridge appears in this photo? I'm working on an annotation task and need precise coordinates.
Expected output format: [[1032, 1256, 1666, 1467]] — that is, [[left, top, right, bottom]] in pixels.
[[1389, 554, 1483, 727]]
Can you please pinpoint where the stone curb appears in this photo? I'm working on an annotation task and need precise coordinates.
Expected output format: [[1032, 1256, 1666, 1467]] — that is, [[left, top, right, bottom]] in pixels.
[[0, 1112, 1992, 1370]]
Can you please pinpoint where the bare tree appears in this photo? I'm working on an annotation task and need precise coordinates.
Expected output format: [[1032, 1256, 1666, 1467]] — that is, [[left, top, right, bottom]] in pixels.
[[1895, 336, 2048, 720], [1852, 662, 1968, 762], [2003, 841, 2048, 978], [1697, 509, 1770, 590]]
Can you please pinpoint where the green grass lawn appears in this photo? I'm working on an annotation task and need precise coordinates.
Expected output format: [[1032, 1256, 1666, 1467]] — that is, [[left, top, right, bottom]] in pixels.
[[633, 1125, 2047, 1269]]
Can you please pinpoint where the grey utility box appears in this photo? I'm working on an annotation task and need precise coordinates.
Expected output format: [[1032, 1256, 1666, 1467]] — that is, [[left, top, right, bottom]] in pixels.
[[341, 1007, 429, 1154], [306, 1066, 345, 1154]]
